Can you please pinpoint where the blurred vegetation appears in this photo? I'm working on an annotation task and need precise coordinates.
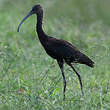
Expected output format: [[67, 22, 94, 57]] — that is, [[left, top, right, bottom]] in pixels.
[[0, 0, 110, 110], [1, 0, 110, 24]]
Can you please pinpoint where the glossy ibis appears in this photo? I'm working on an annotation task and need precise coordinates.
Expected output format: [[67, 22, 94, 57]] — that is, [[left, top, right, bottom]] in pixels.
[[17, 4, 94, 100]]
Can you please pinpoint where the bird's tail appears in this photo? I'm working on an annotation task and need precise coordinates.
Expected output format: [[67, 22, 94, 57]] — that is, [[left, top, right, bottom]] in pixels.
[[78, 53, 94, 68]]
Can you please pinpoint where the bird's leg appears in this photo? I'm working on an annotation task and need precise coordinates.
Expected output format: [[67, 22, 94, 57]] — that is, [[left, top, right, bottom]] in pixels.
[[69, 63, 84, 96], [57, 60, 66, 100]]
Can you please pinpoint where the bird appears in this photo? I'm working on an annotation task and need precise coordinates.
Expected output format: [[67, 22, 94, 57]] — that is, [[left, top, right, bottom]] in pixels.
[[17, 4, 94, 100]]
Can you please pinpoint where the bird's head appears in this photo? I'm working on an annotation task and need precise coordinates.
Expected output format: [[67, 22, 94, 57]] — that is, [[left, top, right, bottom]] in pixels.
[[32, 5, 42, 14], [17, 4, 42, 32]]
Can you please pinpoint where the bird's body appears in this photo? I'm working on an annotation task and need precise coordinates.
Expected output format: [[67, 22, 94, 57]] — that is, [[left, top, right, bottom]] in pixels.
[[17, 4, 94, 100], [35, 8, 94, 67], [41, 36, 94, 67]]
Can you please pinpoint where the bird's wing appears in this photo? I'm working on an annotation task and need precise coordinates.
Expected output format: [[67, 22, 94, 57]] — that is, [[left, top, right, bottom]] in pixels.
[[45, 37, 94, 67], [45, 37, 81, 60]]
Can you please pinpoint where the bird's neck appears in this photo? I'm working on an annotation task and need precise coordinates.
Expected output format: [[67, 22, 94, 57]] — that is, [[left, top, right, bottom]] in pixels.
[[36, 11, 48, 46]]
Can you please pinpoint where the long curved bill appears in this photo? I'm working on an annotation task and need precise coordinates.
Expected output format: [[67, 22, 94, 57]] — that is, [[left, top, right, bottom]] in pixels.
[[17, 10, 34, 32]]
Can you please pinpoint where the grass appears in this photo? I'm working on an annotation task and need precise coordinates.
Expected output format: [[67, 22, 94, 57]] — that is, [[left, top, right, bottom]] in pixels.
[[0, 0, 110, 110]]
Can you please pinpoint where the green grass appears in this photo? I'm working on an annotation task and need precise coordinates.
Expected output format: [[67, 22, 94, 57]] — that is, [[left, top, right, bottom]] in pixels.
[[0, 0, 110, 110]]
